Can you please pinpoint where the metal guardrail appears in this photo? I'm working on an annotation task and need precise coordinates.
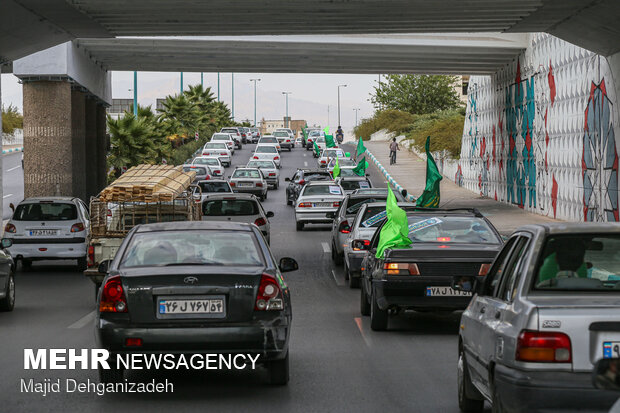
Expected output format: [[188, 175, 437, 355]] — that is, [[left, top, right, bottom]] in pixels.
[[2, 147, 23, 155], [365, 149, 417, 203]]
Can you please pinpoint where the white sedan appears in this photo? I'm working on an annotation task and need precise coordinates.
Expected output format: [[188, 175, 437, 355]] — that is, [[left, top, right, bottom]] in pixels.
[[210, 133, 236, 154], [294, 181, 344, 231], [251, 145, 281, 168], [202, 142, 232, 167]]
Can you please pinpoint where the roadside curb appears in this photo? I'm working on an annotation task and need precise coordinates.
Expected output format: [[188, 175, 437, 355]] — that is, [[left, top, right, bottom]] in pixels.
[[2, 147, 23, 155], [365, 149, 417, 203]]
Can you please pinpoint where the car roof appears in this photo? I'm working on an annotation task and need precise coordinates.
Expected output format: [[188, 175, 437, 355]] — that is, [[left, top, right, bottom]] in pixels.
[[305, 180, 338, 186], [339, 176, 369, 181], [20, 197, 78, 203], [135, 221, 254, 233], [201, 193, 259, 201], [514, 223, 620, 235]]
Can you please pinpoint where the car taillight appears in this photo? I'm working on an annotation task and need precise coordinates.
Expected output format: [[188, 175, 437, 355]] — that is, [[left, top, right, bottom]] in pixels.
[[254, 217, 267, 226], [479, 263, 491, 276], [220, 152, 227, 155], [253, 156, 259, 159], [125, 338, 143, 347], [332, 202, 340, 207], [299, 179, 305, 185], [268, 172, 276, 176], [99, 275, 128, 313], [4, 223, 16, 233], [436, 237, 451, 242], [298, 202, 313, 208], [256, 182, 263, 187], [230, 182, 236, 187], [516, 330, 572, 363], [205, 175, 211, 180], [274, 156, 279, 160], [214, 170, 221, 174], [352, 239, 371, 251], [384, 262, 420, 276], [338, 220, 350, 233], [255, 273, 283, 311], [71, 222, 85, 232], [87, 245, 95, 267], [320, 160, 326, 164]]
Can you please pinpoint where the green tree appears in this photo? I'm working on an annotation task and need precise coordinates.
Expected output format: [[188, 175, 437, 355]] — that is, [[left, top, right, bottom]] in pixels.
[[372, 75, 462, 115], [2, 105, 23, 135]]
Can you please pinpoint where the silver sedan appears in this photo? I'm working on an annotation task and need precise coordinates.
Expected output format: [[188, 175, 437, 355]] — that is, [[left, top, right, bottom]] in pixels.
[[229, 167, 269, 201], [294, 181, 344, 231], [246, 160, 280, 189]]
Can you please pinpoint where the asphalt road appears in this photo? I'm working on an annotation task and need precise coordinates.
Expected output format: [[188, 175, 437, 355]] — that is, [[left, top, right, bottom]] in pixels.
[[0, 143, 474, 413], [2, 152, 24, 220]]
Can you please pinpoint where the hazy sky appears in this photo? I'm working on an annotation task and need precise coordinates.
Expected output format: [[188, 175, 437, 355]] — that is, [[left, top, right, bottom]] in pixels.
[[2, 71, 381, 136]]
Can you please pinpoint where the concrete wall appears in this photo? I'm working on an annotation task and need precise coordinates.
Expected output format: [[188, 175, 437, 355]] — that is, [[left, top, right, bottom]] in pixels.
[[457, 33, 620, 222]]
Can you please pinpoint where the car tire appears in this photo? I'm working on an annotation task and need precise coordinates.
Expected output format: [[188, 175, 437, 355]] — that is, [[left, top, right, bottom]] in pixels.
[[0, 274, 15, 312], [274, 181, 279, 190], [286, 198, 292, 206], [331, 242, 343, 265], [269, 352, 289, 385], [296, 222, 304, 231], [370, 287, 388, 331], [77, 256, 87, 272], [264, 191, 268, 200], [348, 271, 360, 289], [360, 280, 370, 316], [458, 349, 484, 412], [99, 365, 124, 384], [343, 260, 350, 280], [94, 282, 101, 301]]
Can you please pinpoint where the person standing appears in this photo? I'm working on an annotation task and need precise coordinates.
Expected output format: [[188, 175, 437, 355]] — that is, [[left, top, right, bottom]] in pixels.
[[389, 137, 400, 165]]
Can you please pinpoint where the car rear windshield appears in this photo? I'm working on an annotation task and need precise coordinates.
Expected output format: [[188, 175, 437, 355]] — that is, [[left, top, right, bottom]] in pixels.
[[359, 205, 418, 228], [341, 180, 371, 191], [205, 143, 227, 149], [221, 129, 237, 134], [274, 132, 288, 137], [121, 230, 264, 268], [183, 166, 207, 175], [197, 182, 231, 193], [404, 216, 499, 244], [533, 235, 620, 292], [260, 138, 277, 143], [211, 134, 229, 140], [233, 169, 261, 178], [256, 146, 277, 153], [247, 161, 274, 168], [346, 196, 386, 214], [302, 185, 342, 196], [193, 158, 218, 165], [309, 131, 320, 137], [202, 199, 259, 216], [330, 159, 355, 167], [13, 202, 77, 221]]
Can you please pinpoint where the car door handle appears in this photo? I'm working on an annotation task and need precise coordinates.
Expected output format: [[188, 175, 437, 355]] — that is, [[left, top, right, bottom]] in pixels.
[[480, 307, 486, 314]]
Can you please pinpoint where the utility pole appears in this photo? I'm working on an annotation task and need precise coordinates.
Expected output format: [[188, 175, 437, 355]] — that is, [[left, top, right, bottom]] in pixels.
[[337, 84, 347, 126], [327, 105, 330, 128], [133, 71, 138, 116], [353, 108, 360, 127], [200, 72, 203, 87], [180, 72, 183, 95], [231, 72, 235, 121], [250, 78, 261, 127], [282, 92, 292, 128], [217, 72, 220, 101]]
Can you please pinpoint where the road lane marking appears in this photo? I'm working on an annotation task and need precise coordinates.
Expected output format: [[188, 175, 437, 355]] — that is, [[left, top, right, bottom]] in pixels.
[[303, 153, 307, 157], [68, 310, 96, 329], [2, 194, 13, 199], [321, 242, 330, 253], [354, 317, 373, 347], [304, 161, 308, 167], [7, 165, 21, 172], [331, 269, 344, 287]]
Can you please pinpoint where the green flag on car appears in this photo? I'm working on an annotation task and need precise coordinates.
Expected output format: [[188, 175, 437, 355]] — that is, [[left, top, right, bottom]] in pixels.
[[302, 124, 308, 140], [325, 134, 336, 148], [356, 137, 366, 157], [323, 126, 329, 134], [352, 156, 369, 177], [376, 186, 412, 258], [333, 158, 341, 178], [416, 136, 443, 208], [313, 141, 321, 157]]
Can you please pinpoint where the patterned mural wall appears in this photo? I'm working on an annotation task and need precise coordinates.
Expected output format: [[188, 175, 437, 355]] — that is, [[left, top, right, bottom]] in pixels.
[[458, 33, 620, 222]]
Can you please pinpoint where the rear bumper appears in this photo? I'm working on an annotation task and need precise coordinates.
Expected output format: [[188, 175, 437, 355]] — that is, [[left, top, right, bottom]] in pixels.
[[232, 187, 265, 196], [279, 143, 293, 149], [345, 252, 365, 276], [96, 317, 290, 361], [7, 240, 86, 260], [217, 156, 231, 165], [295, 210, 337, 223], [493, 364, 618, 413], [371, 277, 472, 311]]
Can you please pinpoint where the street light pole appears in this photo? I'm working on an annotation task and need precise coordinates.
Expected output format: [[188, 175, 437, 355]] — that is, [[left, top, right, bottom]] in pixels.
[[217, 72, 220, 101], [282, 92, 292, 128], [231, 72, 235, 121], [353, 108, 360, 127], [200, 72, 203, 87], [250, 78, 261, 127], [180, 72, 183, 95], [133, 71, 138, 116], [337, 84, 347, 127]]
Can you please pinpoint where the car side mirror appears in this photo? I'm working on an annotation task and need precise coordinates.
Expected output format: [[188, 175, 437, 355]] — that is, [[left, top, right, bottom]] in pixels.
[[451, 275, 477, 293], [279, 257, 299, 272], [352, 240, 370, 251], [326, 211, 336, 219], [9, 203, 15, 212], [266, 211, 274, 218], [593, 358, 620, 391], [401, 189, 408, 198], [1, 238, 13, 248], [98, 259, 112, 274]]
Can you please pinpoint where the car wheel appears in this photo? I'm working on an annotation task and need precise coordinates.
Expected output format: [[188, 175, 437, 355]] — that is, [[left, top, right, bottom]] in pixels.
[[94, 282, 101, 301], [343, 260, 350, 280], [0, 274, 15, 312], [275, 181, 279, 190], [264, 191, 268, 200], [286, 198, 292, 206], [360, 280, 370, 316], [296, 222, 304, 231], [370, 287, 388, 331], [269, 352, 289, 385], [77, 256, 87, 272], [458, 349, 484, 412], [348, 270, 360, 289], [331, 242, 343, 265], [99, 365, 124, 384]]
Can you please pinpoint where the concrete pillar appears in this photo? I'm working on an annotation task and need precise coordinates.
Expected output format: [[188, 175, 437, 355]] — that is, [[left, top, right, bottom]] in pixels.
[[84, 97, 97, 200], [23, 81, 73, 198], [95, 104, 107, 193], [71, 89, 86, 201]]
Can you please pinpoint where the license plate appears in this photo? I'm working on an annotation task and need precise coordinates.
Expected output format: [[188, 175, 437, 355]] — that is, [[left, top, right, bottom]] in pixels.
[[313, 202, 332, 207], [29, 229, 58, 236], [603, 342, 620, 358], [425, 286, 472, 297], [237, 183, 253, 187], [159, 298, 225, 315]]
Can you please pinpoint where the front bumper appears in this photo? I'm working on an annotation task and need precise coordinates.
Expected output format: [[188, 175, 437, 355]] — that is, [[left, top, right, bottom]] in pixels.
[[372, 276, 472, 311], [493, 363, 618, 413], [7, 238, 86, 260], [295, 210, 337, 224], [96, 317, 290, 361]]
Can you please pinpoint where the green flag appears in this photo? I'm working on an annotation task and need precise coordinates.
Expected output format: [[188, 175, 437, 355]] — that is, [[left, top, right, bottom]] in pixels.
[[313, 141, 321, 157], [323, 126, 329, 134], [352, 156, 369, 177], [376, 186, 412, 258], [332, 158, 341, 178], [302, 124, 308, 140], [416, 136, 443, 208], [356, 137, 367, 157], [325, 134, 336, 148]]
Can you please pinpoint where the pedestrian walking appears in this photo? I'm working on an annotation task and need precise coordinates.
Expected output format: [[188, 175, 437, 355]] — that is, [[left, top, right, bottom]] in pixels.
[[389, 138, 400, 165]]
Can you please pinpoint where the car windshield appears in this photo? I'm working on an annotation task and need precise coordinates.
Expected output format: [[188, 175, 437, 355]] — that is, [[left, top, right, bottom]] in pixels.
[[202, 199, 259, 216], [13, 202, 78, 221], [533, 235, 620, 292], [346, 197, 386, 214], [121, 230, 264, 267], [405, 216, 500, 244], [193, 158, 218, 166], [302, 185, 342, 196], [183, 166, 207, 175], [359, 205, 419, 228], [256, 146, 277, 153], [247, 161, 274, 169], [206, 143, 227, 149], [233, 169, 261, 179], [340, 180, 371, 191], [260, 138, 277, 143], [197, 181, 231, 193], [274, 132, 288, 137], [211, 134, 229, 140], [329, 159, 355, 167]]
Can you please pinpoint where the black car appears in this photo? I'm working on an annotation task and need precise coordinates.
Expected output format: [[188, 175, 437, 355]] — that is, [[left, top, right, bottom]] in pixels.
[[95, 221, 298, 385], [284, 169, 333, 205], [359, 208, 503, 331], [0, 239, 15, 312]]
